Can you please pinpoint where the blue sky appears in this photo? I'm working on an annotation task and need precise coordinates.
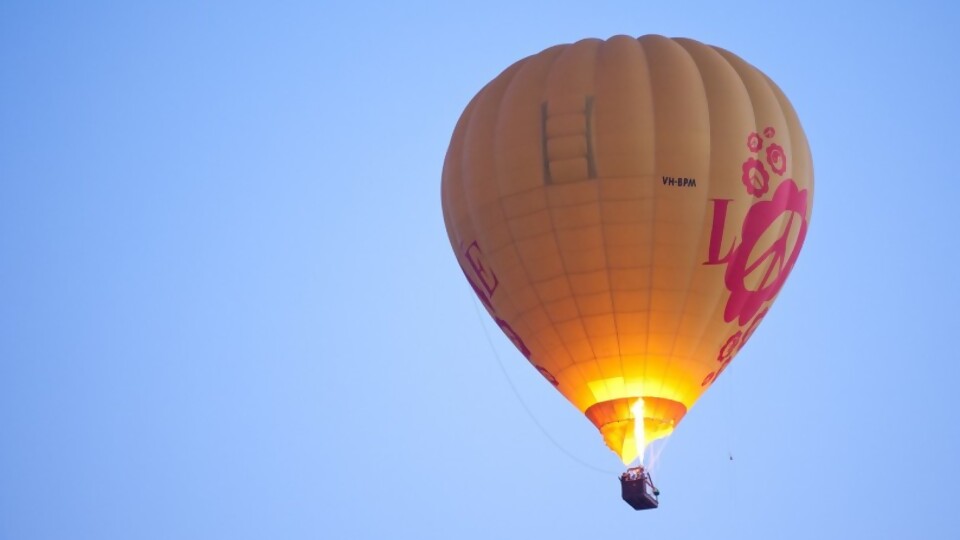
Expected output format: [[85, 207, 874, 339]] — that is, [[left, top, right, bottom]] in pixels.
[[2, 1, 959, 538]]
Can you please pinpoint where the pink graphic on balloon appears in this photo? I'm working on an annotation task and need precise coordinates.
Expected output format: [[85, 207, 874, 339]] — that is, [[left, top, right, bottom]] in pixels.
[[537, 365, 559, 387], [465, 241, 499, 297], [741, 157, 770, 197], [766, 143, 787, 175], [701, 331, 743, 387], [460, 239, 557, 388], [703, 199, 737, 266], [763, 126, 776, 138], [723, 180, 809, 325], [747, 132, 763, 152], [718, 331, 742, 363]]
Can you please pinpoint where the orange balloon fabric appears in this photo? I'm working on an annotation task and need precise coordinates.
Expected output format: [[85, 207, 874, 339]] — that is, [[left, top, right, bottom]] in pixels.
[[441, 35, 813, 463]]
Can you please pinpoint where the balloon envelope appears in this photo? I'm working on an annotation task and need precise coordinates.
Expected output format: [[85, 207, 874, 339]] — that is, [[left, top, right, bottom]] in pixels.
[[442, 35, 813, 463]]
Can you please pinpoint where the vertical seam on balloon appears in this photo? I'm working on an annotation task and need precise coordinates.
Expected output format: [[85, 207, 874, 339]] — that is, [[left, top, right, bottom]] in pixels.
[[766, 73, 813, 222], [542, 40, 607, 403], [681, 45, 755, 394], [587, 39, 627, 434], [709, 51, 750, 332], [718, 52, 794, 336], [570, 39, 618, 418], [443, 95, 483, 257], [453, 95, 480, 286], [710, 50, 765, 330], [592, 38, 628, 434], [709, 51, 798, 416], [462, 62, 532, 365], [494, 54, 562, 378], [638, 35, 656, 410], [653, 38, 714, 407], [518, 44, 593, 391], [545, 42, 610, 410], [748, 72, 797, 325]]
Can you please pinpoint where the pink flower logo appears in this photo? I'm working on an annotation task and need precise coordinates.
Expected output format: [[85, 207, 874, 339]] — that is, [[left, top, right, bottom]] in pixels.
[[723, 180, 809, 325], [747, 132, 763, 152], [763, 126, 776, 138], [766, 143, 787, 175], [741, 157, 770, 197]]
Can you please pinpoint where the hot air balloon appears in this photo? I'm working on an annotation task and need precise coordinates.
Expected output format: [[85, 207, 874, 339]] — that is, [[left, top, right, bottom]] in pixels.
[[441, 35, 812, 508]]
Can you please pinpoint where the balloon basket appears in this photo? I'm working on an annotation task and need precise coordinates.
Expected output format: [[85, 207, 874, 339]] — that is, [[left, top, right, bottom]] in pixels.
[[619, 466, 660, 511]]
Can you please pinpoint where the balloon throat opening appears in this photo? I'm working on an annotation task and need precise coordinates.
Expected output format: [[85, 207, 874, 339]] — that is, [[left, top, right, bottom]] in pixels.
[[585, 396, 687, 465]]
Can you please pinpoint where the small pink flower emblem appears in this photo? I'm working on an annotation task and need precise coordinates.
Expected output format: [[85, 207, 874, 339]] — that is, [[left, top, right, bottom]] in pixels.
[[766, 143, 787, 175], [741, 157, 770, 197], [747, 132, 763, 152], [763, 126, 776, 138]]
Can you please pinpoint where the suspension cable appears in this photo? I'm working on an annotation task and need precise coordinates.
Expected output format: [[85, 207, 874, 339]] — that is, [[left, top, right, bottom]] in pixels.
[[470, 297, 619, 476]]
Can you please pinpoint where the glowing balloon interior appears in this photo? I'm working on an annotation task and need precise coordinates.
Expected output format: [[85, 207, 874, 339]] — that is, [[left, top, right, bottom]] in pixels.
[[441, 35, 813, 464]]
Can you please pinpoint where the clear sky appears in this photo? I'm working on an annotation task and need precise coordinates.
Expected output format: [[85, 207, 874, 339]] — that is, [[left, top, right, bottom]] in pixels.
[[2, 1, 959, 538]]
